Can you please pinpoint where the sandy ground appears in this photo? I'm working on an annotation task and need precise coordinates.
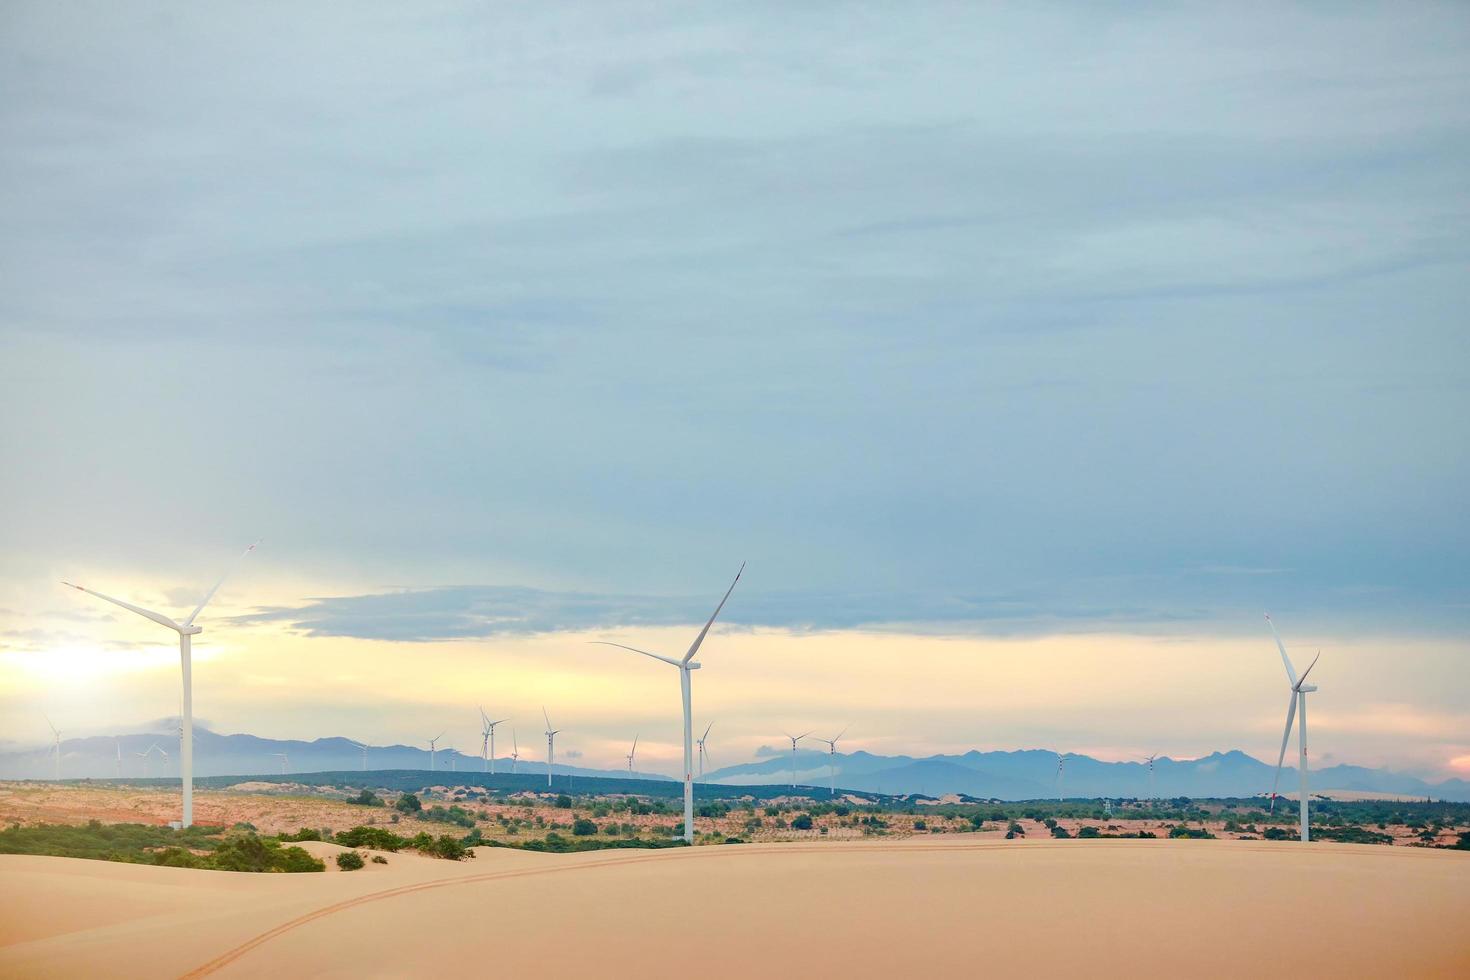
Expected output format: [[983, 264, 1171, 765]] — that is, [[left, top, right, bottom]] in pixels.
[[1, 839, 1466, 979]]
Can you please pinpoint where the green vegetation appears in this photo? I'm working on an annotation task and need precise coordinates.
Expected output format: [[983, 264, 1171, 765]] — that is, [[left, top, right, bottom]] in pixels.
[[394, 793, 422, 813], [571, 818, 598, 836], [0, 820, 325, 872], [347, 789, 383, 806], [336, 851, 365, 871]]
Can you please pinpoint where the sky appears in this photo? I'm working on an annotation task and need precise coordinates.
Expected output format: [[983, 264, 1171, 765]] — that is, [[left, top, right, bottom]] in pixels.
[[2, 3, 1467, 779]]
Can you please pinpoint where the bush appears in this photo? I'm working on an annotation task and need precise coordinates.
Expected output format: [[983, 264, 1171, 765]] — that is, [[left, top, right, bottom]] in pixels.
[[372, 854, 389, 864], [555, 795, 573, 809], [335, 826, 407, 851], [1050, 825, 1072, 839], [348, 789, 383, 807], [336, 851, 365, 871], [790, 814, 814, 830], [1168, 825, 1215, 840], [277, 827, 322, 842], [212, 836, 325, 873], [913, 819, 927, 831], [1077, 826, 1102, 838], [572, 818, 598, 836], [395, 793, 422, 813]]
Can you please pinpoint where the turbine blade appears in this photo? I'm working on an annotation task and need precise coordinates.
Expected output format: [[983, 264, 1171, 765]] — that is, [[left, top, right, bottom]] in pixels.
[[1265, 613, 1298, 687], [1271, 691, 1299, 804], [543, 706, 552, 731], [833, 726, 848, 742], [590, 640, 681, 668], [184, 540, 259, 627], [62, 582, 182, 632], [702, 721, 714, 741], [682, 562, 745, 665], [1296, 650, 1322, 688]]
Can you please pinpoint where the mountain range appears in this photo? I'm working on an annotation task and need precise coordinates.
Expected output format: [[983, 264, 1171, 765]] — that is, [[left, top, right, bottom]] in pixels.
[[5, 727, 1467, 801]]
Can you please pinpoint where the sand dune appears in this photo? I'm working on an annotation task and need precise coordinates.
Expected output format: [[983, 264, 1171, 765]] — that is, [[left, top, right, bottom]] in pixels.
[[2, 839, 1467, 979]]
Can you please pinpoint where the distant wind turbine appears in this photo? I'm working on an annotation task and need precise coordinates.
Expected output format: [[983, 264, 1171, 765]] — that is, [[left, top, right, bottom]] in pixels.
[[1141, 753, 1158, 801], [62, 540, 258, 827], [44, 717, 61, 781], [347, 739, 369, 771], [272, 751, 289, 775], [479, 708, 509, 774], [592, 562, 744, 844], [783, 731, 812, 789], [140, 742, 168, 779], [1266, 613, 1321, 842], [696, 722, 713, 779], [812, 727, 848, 796], [426, 731, 446, 773], [627, 734, 639, 773], [115, 738, 123, 779], [542, 708, 560, 788], [510, 729, 520, 774], [1056, 752, 1074, 802]]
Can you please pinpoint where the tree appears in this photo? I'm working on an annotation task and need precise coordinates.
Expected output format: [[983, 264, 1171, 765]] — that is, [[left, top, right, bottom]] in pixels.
[[555, 795, 573, 809], [395, 793, 422, 814], [348, 789, 383, 807], [572, 818, 598, 836], [790, 813, 814, 830]]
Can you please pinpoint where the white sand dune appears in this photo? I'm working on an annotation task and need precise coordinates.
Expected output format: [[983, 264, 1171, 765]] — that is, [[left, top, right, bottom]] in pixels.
[[2, 839, 1467, 979]]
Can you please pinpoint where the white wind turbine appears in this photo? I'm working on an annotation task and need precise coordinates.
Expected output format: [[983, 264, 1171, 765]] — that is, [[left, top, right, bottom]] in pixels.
[[1267, 613, 1322, 843], [426, 731, 446, 774], [346, 739, 369, 771], [783, 731, 812, 789], [542, 708, 560, 788], [139, 742, 168, 778], [1141, 753, 1158, 801], [272, 751, 289, 775], [479, 708, 509, 774], [510, 729, 520, 774], [44, 717, 61, 780], [812, 727, 848, 797], [696, 722, 713, 779], [63, 541, 258, 827], [1056, 752, 1074, 802], [592, 563, 744, 844], [115, 738, 123, 779], [627, 734, 639, 773]]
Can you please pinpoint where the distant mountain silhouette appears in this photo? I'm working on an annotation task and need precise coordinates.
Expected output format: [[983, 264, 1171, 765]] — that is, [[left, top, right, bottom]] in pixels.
[[3, 728, 1465, 801]]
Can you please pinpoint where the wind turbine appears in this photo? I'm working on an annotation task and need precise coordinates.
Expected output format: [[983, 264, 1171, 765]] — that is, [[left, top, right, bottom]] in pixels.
[[696, 722, 713, 779], [140, 742, 168, 779], [812, 727, 848, 796], [1056, 752, 1073, 802], [510, 729, 520, 774], [592, 563, 744, 844], [627, 734, 639, 773], [1141, 753, 1158, 801], [272, 751, 289, 775], [1267, 613, 1322, 843], [62, 540, 258, 827], [426, 731, 446, 773], [783, 731, 812, 789], [115, 738, 123, 779], [44, 717, 61, 780], [479, 708, 509, 774], [347, 739, 369, 771], [542, 708, 560, 788]]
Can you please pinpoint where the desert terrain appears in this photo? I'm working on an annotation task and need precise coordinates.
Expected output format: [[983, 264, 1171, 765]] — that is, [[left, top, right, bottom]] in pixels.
[[1, 836, 1467, 979]]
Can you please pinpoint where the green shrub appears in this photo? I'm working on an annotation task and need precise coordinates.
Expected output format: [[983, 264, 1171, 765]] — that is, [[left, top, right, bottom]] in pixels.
[[572, 818, 598, 836], [395, 793, 422, 813], [372, 854, 389, 864], [334, 826, 408, 851], [348, 790, 383, 807], [277, 827, 322, 842], [336, 851, 366, 871], [790, 814, 814, 830]]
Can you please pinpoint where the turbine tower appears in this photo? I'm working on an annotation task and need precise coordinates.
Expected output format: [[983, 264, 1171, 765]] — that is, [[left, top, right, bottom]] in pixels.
[[783, 731, 812, 789], [1056, 752, 1073, 802], [542, 708, 560, 788], [812, 727, 848, 796], [426, 731, 445, 773], [63, 540, 258, 827], [1141, 753, 1158, 801], [44, 717, 61, 781], [696, 722, 713, 779], [592, 562, 744, 844], [510, 729, 519, 774], [115, 738, 123, 779], [1267, 613, 1322, 842], [479, 708, 509, 774], [272, 751, 289, 775], [627, 734, 639, 773]]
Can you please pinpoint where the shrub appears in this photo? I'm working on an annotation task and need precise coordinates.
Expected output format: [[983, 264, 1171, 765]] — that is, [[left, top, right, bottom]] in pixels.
[[277, 827, 322, 842], [395, 793, 422, 813], [790, 814, 814, 831], [212, 835, 325, 873], [348, 789, 383, 807], [1050, 825, 1072, 839], [372, 854, 389, 864], [555, 795, 573, 809], [1077, 826, 1102, 839], [572, 818, 598, 836], [335, 826, 407, 851], [336, 851, 365, 871], [913, 819, 928, 831]]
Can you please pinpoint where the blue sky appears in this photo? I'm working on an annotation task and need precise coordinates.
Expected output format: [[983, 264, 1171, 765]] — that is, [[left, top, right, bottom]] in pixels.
[[2, 3, 1467, 773]]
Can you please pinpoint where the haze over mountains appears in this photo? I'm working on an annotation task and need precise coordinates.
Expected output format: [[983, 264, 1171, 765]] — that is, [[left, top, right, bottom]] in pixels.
[[6, 727, 1468, 801]]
